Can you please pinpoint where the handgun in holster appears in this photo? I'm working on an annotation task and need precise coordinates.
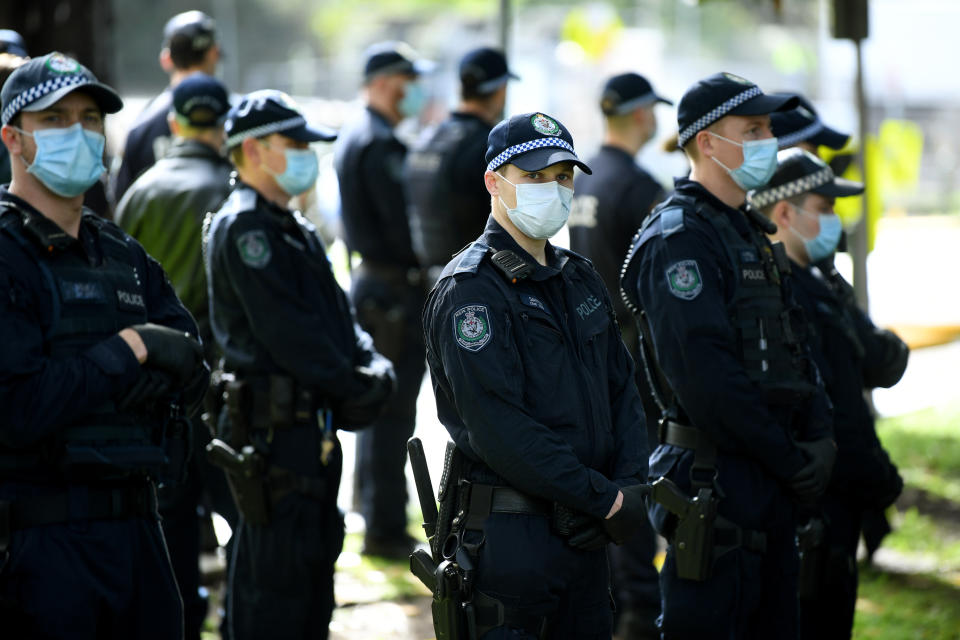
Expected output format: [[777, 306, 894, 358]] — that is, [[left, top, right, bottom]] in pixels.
[[652, 476, 718, 581], [796, 517, 826, 600], [206, 438, 270, 525]]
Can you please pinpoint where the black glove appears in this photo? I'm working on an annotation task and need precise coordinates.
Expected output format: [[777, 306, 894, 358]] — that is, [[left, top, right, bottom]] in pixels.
[[867, 448, 903, 509], [601, 483, 651, 545], [789, 438, 837, 504], [568, 517, 613, 551], [335, 364, 397, 429], [181, 360, 211, 419], [116, 368, 176, 412], [131, 323, 204, 385]]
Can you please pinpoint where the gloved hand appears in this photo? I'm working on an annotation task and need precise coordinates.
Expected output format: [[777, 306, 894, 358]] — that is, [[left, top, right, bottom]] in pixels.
[[601, 483, 651, 545], [116, 368, 177, 412], [789, 438, 837, 504], [335, 362, 397, 429], [568, 515, 613, 551], [130, 323, 204, 385], [181, 360, 211, 419]]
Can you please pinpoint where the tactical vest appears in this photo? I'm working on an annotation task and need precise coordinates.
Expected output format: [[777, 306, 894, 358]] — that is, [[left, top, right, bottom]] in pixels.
[[622, 194, 815, 413], [0, 203, 167, 478], [406, 117, 489, 267]]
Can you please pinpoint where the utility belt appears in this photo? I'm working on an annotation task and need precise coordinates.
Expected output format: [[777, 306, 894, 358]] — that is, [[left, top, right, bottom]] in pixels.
[[220, 373, 323, 433], [0, 481, 156, 554], [655, 420, 767, 581], [355, 260, 425, 288]]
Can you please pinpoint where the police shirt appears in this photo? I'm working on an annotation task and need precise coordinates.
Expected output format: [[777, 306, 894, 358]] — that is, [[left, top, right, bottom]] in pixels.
[[205, 182, 376, 400], [569, 144, 666, 326], [0, 187, 196, 448], [423, 217, 648, 520], [624, 178, 832, 482], [335, 106, 418, 267]]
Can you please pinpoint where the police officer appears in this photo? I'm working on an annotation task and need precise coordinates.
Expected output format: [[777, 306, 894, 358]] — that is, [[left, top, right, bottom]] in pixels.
[[406, 46, 517, 283], [113, 10, 221, 204], [116, 72, 234, 640], [749, 149, 906, 640], [0, 48, 27, 185], [422, 112, 650, 638], [770, 94, 851, 156], [335, 41, 431, 558], [569, 71, 671, 640], [0, 52, 208, 639], [621, 73, 835, 638], [205, 90, 395, 640]]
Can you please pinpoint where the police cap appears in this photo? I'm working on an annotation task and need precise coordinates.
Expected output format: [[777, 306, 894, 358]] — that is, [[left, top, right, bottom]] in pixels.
[[600, 72, 672, 116], [0, 29, 27, 57], [770, 93, 851, 150], [163, 11, 218, 59], [459, 47, 518, 94], [748, 148, 863, 210], [485, 112, 591, 175], [1, 51, 123, 125], [173, 73, 230, 128], [676, 72, 797, 147], [224, 89, 336, 149], [363, 41, 434, 81]]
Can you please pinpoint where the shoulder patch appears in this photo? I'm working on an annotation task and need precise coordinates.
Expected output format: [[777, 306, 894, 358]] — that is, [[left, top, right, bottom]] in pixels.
[[236, 230, 271, 268], [660, 206, 686, 237], [665, 260, 703, 300], [453, 304, 492, 352]]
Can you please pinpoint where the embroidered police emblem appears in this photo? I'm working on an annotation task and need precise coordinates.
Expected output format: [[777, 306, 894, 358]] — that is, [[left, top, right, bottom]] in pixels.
[[665, 260, 703, 300], [722, 72, 752, 85], [237, 230, 271, 268], [46, 53, 80, 74], [453, 305, 492, 352], [531, 113, 561, 136]]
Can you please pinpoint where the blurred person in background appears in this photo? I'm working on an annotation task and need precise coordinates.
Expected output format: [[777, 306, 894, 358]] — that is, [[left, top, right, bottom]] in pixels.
[[115, 72, 236, 640], [406, 46, 517, 285], [750, 149, 907, 640], [0, 46, 27, 185], [112, 10, 221, 205], [569, 72, 672, 639], [335, 41, 432, 559]]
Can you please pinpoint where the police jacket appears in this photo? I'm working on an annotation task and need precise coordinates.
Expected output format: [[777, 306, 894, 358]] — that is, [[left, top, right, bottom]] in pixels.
[[334, 106, 418, 268], [405, 112, 492, 270], [570, 145, 666, 335], [0, 187, 198, 477], [423, 217, 648, 520], [206, 182, 380, 403], [116, 138, 232, 350], [621, 178, 832, 486], [112, 89, 173, 204], [791, 263, 906, 507]]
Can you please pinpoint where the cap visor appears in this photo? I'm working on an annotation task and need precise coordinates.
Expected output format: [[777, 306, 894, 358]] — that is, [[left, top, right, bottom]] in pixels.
[[23, 82, 123, 115], [813, 176, 864, 198], [728, 92, 798, 117], [412, 59, 436, 75], [809, 126, 850, 151], [654, 94, 674, 106], [283, 122, 337, 143], [512, 147, 592, 175]]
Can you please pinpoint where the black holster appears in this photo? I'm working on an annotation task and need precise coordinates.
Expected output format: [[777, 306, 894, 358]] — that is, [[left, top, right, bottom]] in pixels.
[[206, 438, 270, 525]]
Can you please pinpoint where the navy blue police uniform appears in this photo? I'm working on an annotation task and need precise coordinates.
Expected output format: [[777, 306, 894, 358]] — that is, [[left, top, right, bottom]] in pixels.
[[748, 151, 906, 640], [206, 90, 394, 640], [619, 71, 836, 640], [0, 52, 207, 640], [423, 112, 648, 639], [568, 72, 672, 638], [335, 43, 433, 556]]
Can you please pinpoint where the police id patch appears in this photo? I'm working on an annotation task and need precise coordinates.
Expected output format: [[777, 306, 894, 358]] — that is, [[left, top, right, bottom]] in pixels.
[[236, 230, 271, 268], [665, 260, 703, 300], [453, 305, 492, 352]]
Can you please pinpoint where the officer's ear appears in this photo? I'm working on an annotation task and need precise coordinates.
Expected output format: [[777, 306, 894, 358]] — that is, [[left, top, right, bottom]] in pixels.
[[241, 137, 263, 168], [769, 200, 793, 231], [695, 129, 715, 159], [159, 48, 174, 74], [0, 124, 23, 156], [484, 169, 500, 197]]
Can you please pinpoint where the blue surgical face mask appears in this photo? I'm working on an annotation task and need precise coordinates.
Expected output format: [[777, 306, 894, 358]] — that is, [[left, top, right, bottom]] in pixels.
[[498, 174, 574, 240], [16, 123, 106, 197], [708, 132, 779, 191], [790, 207, 842, 262], [399, 81, 426, 119], [263, 144, 319, 196]]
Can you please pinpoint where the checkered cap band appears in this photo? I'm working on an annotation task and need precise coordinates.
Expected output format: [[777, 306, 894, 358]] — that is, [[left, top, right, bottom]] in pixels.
[[226, 116, 306, 148], [748, 166, 835, 210], [776, 120, 824, 149], [678, 86, 762, 147], [2, 74, 91, 124], [486, 137, 575, 172]]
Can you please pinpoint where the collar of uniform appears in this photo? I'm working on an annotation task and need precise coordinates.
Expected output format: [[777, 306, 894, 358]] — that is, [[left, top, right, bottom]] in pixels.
[[672, 177, 753, 237], [164, 137, 229, 163], [0, 188, 102, 258], [233, 180, 294, 219], [451, 111, 492, 128], [366, 105, 394, 129], [483, 217, 567, 278], [599, 144, 636, 165]]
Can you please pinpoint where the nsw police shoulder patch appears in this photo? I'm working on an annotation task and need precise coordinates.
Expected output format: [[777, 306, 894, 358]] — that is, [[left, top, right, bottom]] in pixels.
[[236, 230, 271, 268], [453, 304, 492, 352], [665, 260, 703, 300]]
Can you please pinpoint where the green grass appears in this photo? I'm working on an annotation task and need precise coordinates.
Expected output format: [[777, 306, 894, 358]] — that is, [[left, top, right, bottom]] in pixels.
[[854, 566, 960, 639]]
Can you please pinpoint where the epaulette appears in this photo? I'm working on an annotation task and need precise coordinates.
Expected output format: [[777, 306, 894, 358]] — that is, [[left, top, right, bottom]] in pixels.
[[438, 241, 489, 280], [220, 186, 258, 216], [555, 245, 595, 270]]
